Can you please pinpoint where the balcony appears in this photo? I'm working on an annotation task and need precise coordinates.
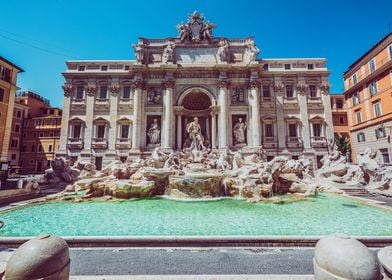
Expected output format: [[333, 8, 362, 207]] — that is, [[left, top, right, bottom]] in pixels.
[[66, 138, 84, 149], [286, 136, 303, 148], [71, 98, 86, 111], [311, 136, 327, 148], [283, 97, 298, 109], [262, 136, 277, 149], [91, 138, 108, 149], [116, 138, 132, 149], [95, 98, 110, 111], [307, 96, 323, 108], [118, 98, 133, 111], [260, 97, 276, 108]]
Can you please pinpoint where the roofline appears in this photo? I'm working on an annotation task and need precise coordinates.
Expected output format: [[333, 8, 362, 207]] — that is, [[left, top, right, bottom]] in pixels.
[[0, 56, 24, 72], [343, 32, 392, 75]]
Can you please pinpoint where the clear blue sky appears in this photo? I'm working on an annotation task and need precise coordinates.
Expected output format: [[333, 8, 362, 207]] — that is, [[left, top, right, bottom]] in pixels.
[[1, 0, 391, 108]]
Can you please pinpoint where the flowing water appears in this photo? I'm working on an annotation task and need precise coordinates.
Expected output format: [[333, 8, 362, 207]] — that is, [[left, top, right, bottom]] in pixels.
[[0, 194, 391, 237]]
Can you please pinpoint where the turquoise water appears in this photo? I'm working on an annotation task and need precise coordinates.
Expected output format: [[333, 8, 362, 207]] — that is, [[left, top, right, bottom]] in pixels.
[[0, 194, 391, 237]]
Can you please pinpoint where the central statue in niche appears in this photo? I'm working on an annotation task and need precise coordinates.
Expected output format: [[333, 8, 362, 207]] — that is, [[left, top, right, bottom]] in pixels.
[[186, 117, 206, 151]]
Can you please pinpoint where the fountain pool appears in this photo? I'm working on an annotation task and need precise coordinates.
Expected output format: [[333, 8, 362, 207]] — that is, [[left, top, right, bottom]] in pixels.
[[0, 194, 391, 237]]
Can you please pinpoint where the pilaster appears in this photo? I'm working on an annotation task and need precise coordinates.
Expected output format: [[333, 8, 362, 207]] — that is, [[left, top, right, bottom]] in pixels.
[[130, 80, 143, 154], [320, 83, 334, 140], [106, 81, 120, 159], [273, 81, 286, 150], [162, 79, 175, 150], [297, 83, 311, 150], [81, 82, 97, 158]]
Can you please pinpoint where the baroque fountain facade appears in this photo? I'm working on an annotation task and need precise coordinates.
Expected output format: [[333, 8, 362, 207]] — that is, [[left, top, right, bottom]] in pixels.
[[48, 12, 392, 201]]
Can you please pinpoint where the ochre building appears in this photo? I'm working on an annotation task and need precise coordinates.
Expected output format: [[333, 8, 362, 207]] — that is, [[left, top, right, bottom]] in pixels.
[[58, 12, 334, 170], [0, 57, 23, 180], [343, 32, 392, 164]]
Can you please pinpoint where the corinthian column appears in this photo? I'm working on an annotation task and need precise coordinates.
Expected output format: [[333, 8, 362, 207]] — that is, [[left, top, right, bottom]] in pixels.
[[210, 105, 219, 149], [83, 83, 97, 156], [162, 79, 175, 149], [107, 83, 120, 153], [131, 80, 143, 152], [57, 83, 72, 157], [249, 80, 261, 147], [218, 80, 230, 148]]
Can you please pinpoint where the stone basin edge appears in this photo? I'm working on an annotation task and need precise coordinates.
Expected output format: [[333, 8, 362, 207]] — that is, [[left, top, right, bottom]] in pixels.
[[0, 235, 391, 248]]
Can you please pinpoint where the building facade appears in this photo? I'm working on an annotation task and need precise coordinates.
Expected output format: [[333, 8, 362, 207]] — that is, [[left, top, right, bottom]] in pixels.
[[343, 32, 392, 164], [330, 94, 349, 138], [14, 91, 62, 174], [0, 57, 23, 180], [7, 99, 28, 174], [58, 12, 333, 170]]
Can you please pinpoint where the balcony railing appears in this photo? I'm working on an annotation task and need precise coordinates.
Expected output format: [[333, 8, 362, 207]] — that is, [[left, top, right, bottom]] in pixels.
[[116, 138, 132, 149], [67, 138, 84, 149], [311, 136, 327, 148], [286, 136, 303, 148]]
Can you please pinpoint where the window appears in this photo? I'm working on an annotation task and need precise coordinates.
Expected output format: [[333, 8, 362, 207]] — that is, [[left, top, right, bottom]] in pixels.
[[309, 85, 317, 98], [39, 132, 44, 137], [11, 154, 16, 160], [49, 132, 54, 137], [11, 139, 18, 148], [307, 64, 314, 70], [101, 65, 108, 71], [285, 85, 294, 98], [16, 110, 21, 118], [96, 125, 106, 138], [121, 124, 130, 138], [78, 65, 85, 71], [353, 92, 360, 105], [339, 116, 345, 124], [292, 155, 299, 160], [288, 124, 297, 137], [48, 145, 53, 152], [375, 127, 386, 139], [0, 66, 11, 82], [38, 145, 43, 152], [76, 86, 84, 99], [124, 65, 130, 71], [369, 81, 378, 96], [15, 124, 20, 132], [357, 132, 366, 142], [21, 146, 26, 152], [31, 145, 36, 152], [263, 64, 269, 70], [373, 101, 382, 117], [123, 86, 131, 99], [352, 73, 357, 85], [99, 86, 107, 100], [284, 64, 291, 70], [369, 59, 376, 73], [336, 99, 343, 109], [355, 110, 362, 123], [73, 124, 81, 138], [389, 45, 392, 59], [265, 124, 274, 137], [0, 88, 4, 102], [313, 123, 322, 137], [262, 85, 271, 99], [380, 148, 390, 164], [32, 133, 36, 138]]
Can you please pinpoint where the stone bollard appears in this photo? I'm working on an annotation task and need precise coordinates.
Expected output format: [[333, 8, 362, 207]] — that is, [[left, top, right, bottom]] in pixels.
[[313, 233, 381, 280], [3, 234, 70, 280], [378, 246, 392, 280]]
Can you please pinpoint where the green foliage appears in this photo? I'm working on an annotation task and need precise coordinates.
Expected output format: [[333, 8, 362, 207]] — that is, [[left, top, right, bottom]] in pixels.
[[334, 135, 351, 156]]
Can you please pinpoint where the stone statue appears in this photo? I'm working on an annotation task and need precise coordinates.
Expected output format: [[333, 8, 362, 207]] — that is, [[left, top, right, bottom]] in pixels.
[[217, 39, 228, 63], [133, 42, 145, 63], [147, 88, 162, 105], [147, 119, 161, 145], [202, 22, 216, 41], [186, 117, 205, 151], [246, 40, 259, 64], [177, 22, 191, 42], [233, 118, 247, 145], [162, 42, 175, 64]]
